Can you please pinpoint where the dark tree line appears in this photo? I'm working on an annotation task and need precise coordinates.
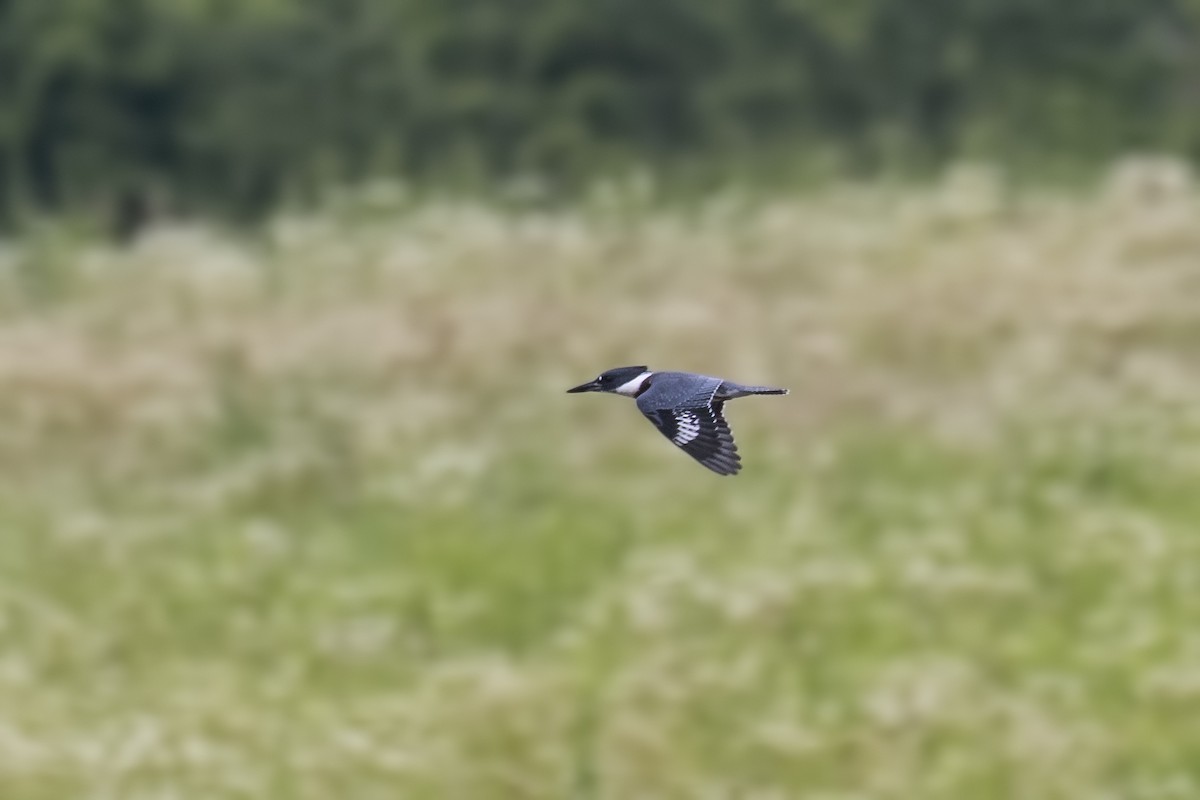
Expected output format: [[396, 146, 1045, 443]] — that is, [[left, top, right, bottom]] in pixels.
[[1, 0, 1199, 226]]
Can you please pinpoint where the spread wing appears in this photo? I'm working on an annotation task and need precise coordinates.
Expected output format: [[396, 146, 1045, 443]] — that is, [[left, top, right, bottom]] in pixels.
[[638, 401, 742, 476]]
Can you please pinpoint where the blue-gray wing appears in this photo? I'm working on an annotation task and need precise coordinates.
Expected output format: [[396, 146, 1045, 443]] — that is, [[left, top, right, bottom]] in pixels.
[[636, 377, 741, 475]]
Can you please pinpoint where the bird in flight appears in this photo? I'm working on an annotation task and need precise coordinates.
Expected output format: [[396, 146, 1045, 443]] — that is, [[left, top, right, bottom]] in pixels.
[[567, 366, 787, 475]]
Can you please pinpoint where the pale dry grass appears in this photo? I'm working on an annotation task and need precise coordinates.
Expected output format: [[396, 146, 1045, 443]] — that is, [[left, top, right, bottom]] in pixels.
[[1, 159, 1199, 798]]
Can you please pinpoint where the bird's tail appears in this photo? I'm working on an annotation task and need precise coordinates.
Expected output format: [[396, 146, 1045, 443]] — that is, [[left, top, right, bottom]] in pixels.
[[722, 383, 788, 398]]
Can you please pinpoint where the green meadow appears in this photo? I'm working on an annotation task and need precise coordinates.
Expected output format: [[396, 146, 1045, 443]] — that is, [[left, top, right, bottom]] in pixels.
[[2, 162, 1200, 799]]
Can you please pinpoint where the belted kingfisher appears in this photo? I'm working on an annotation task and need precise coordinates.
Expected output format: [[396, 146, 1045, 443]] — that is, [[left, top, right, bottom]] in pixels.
[[567, 366, 787, 475]]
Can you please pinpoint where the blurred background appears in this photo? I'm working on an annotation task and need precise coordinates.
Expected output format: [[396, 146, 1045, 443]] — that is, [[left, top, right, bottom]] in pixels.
[[2, 1, 1200, 798], [3, 0, 1200, 230]]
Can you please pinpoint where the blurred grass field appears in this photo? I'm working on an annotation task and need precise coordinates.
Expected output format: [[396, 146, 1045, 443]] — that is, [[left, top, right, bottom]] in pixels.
[[2, 161, 1200, 799]]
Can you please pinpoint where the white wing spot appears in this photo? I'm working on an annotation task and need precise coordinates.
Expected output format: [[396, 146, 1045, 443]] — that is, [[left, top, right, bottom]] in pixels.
[[672, 411, 702, 445]]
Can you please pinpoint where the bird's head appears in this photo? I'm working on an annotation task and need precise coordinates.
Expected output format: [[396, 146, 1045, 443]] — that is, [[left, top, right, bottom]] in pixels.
[[567, 366, 651, 396]]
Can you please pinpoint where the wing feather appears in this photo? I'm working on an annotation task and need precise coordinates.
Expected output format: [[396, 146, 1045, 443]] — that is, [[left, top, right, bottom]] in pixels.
[[641, 401, 742, 475]]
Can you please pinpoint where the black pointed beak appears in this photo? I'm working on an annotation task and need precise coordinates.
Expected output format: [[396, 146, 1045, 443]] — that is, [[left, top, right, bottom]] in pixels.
[[567, 379, 600, 394]]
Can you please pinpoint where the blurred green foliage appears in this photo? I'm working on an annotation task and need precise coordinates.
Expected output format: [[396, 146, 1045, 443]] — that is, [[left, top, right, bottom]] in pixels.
[[2, 171, 1200, 796], [1, 0, 1199, 223]]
